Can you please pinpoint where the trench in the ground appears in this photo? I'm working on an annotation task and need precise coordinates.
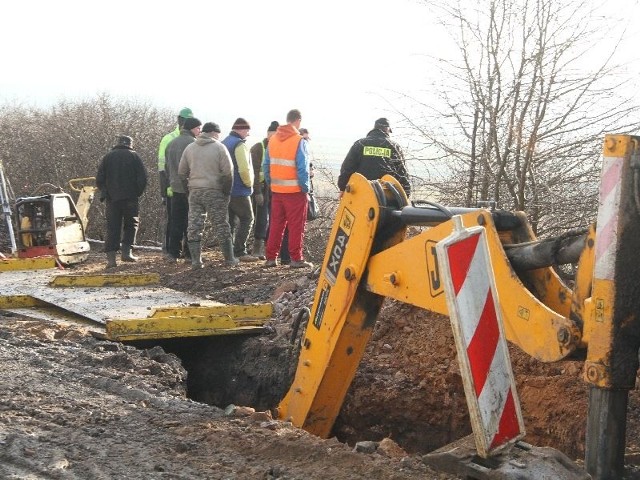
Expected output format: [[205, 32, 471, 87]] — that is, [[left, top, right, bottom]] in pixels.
[[132, 333, 472, 456]]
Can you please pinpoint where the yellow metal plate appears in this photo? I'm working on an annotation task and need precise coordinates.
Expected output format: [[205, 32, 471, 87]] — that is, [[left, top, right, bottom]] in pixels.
[[0, 257, 57, 272], [149, 303, 272, 319], [49, 273, 161, 287], [105, 314, 267, 341], [0, 295, 49, 309]]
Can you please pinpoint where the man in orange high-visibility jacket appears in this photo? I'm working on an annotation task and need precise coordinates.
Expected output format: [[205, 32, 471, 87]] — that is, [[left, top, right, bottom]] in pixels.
[[262, 109, 313, 268]]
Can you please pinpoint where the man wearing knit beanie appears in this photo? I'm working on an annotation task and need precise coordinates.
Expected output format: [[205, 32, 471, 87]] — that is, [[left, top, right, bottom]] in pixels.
[[157, 107, 195, 253], [231, 118, 251, 130], [164, 117, 202, 262], [249, 121, 279, 259], [222, 117, 259, 262], [179, 119, 236, 268], [96, 135, 147, 269]]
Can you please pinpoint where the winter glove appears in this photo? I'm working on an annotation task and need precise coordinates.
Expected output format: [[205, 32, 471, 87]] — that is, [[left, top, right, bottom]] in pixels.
[[166, 186, 174, 198], [254, 193, 264, 207]]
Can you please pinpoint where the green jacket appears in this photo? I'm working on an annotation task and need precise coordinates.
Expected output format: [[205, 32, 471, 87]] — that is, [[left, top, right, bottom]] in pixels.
[[158, 126, 180, 171], [157, 126, 180, 197]]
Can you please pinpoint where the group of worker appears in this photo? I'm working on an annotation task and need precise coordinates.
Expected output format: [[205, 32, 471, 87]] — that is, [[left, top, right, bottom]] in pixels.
[[96, 107, 410, 270]]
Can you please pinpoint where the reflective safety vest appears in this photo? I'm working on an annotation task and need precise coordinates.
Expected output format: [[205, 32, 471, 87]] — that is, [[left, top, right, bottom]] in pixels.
[[158, 126, 180, 171], [269, 134, 302, 193]]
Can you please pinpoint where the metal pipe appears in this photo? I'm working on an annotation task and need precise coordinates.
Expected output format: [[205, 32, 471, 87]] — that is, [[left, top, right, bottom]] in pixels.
[[394, 204, 585, 269], [393, 205, 479, 226], [503, 231, 587, 270], [585, 387, 628, 479], [393, 205, 522, 232]]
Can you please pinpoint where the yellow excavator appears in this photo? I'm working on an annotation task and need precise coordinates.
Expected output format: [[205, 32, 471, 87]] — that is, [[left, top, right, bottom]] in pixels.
[[277, 134, 640, 480]]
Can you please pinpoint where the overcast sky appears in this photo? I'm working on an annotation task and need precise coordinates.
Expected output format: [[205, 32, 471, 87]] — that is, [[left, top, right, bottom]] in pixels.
[[0, 0, 440, 155], [1, 0, 639, 164]]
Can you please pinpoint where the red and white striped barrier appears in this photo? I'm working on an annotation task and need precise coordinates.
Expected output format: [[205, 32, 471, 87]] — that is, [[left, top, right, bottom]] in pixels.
[[436, 216, 525, 457], [594, 155, 624, 281]]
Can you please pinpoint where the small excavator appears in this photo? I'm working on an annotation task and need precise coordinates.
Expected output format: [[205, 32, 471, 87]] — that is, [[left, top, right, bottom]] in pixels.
[[277, 134, 640, 480]]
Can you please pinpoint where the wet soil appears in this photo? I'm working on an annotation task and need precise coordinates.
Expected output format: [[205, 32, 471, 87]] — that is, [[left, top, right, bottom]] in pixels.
[[2, 247, 640, 478]]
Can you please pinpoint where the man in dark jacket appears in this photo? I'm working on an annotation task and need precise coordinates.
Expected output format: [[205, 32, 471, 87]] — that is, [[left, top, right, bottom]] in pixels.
[[249, 120, 279, 259], [337, 118, 411, 196], [96, 135, 148, 269], [165, 117, 202, 262]]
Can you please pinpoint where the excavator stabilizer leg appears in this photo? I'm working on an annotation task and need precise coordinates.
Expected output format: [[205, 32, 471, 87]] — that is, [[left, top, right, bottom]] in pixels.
[[583, 135, 640, 479]]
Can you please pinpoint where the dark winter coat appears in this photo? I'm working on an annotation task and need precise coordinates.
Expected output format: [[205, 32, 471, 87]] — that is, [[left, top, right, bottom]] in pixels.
[[337, 128, 411, 196], [165, 130, 196, 194], [96, 145, 148, 202]]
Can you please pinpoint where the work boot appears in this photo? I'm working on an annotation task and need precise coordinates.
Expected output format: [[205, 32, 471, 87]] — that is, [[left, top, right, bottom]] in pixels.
[[188, 241, 203, 269], [263, 259, 277, 268], [290, 259, 313, 269], [121, 244, 138, 262], [221, 239, 239, 267], [253, 239, 266, 260], [105, 251, 117, 269]]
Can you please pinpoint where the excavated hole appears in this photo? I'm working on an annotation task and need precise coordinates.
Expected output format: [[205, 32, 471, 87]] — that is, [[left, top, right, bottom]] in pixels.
[[131, 332, 471, 456], [127, 294, 640, 463]]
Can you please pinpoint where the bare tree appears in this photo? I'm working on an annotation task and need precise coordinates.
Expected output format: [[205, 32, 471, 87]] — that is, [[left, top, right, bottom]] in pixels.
[[0, 94, 173, 244], [398, 0, 639, 236]]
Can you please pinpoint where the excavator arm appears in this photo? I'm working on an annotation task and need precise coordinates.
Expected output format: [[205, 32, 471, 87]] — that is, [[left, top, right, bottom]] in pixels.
[[278, 173, 583, 435], [277, 135, 640, 479]]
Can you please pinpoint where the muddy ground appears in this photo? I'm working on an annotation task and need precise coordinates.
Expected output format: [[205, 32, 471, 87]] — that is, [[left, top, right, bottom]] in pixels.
[[2, 246, 640, 479]]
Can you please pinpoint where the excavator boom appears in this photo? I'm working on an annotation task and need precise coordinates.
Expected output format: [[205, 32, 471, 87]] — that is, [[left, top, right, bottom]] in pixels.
[[278, 135, 640, 480]]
